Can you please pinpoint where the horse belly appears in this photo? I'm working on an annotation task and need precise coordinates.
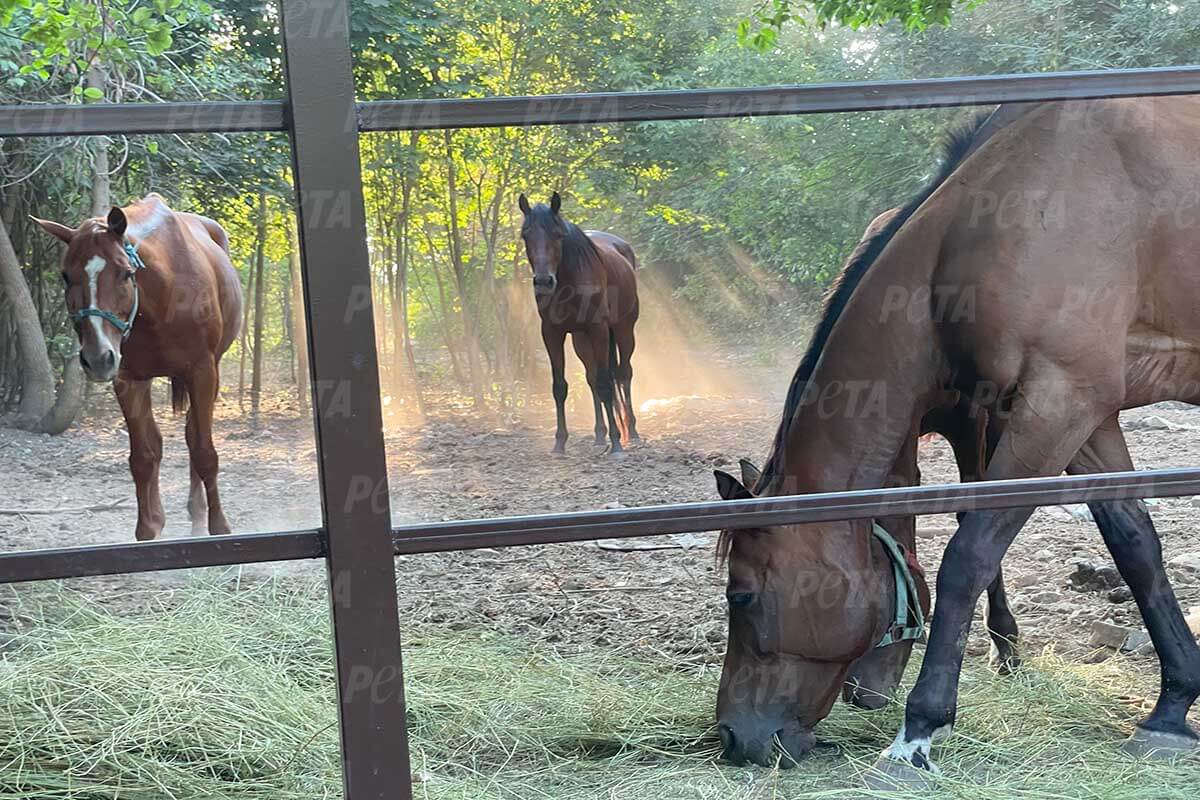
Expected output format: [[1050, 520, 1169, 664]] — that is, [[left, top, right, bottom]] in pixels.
[[1123, 327, 1200, 406]]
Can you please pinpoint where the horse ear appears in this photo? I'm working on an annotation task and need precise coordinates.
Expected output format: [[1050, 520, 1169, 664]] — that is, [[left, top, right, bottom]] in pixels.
[[549, 192, 561, 214], [29, 216, 75, 244], [106, 207, 128, 238], [715, 470, 754, 501], [518, 194, 531, 215], [738, 459, 762, 490]]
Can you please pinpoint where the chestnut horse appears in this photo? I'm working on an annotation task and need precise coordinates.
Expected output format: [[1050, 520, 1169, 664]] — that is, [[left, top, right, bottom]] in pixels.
[[35, 194, 242, 541], [519, 192, 639, 453], [714, 97, 1200, 779]]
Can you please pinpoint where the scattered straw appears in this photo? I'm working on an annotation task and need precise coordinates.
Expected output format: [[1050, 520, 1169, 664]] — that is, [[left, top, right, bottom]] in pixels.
[[0, 576, 1195, 799]]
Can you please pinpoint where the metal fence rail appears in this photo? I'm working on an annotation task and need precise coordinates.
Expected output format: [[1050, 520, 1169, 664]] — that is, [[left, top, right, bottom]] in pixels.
[[5, 466, 1200, 580], [8, 65, 1200, 139], [4, 4, 1200, 798]]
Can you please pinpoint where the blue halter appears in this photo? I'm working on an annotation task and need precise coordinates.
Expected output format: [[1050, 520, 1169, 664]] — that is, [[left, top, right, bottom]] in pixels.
[[871, 522, 927, 649], [71, 240, 145, 340]]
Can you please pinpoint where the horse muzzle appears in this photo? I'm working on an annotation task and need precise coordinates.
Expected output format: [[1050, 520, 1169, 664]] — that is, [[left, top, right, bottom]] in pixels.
[[80, 347, 119, 382], [718, 719, 816, 768], [532, 274, 557, 295]]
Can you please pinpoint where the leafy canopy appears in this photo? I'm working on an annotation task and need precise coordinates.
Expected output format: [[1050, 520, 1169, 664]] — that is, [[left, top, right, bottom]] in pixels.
[[739, 0, 983, 51]]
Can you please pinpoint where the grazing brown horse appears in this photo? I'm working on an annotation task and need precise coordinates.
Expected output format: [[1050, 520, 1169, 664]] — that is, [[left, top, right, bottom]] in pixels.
[[713, 97, 1200, 780], [729, 199, 1025, 721], [519, 192, 639, 453], [35, 194, 242, 541]]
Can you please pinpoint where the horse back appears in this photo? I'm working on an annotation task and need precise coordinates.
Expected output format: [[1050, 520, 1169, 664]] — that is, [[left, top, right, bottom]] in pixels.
[[177, 212, 242, 357], [586, 230, 639, 325]]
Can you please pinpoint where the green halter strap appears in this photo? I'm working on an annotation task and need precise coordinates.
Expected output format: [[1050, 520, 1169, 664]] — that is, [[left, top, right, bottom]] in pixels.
[[871, 522, 927, 649], [71, 240, 145, 340]]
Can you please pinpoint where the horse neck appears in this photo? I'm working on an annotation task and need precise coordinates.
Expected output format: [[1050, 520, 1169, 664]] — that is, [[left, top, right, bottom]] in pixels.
[[769, 189, 964, 497]]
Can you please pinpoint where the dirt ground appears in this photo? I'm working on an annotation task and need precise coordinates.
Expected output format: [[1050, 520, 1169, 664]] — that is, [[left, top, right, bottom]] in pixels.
[[3, 345, 1200, 700]]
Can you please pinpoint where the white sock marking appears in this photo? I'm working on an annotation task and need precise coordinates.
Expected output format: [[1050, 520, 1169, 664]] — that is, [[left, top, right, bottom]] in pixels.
[[883, 723, 942, 775]]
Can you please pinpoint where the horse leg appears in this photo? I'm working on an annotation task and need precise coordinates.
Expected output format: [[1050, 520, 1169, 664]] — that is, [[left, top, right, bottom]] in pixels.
[[541, 324, 569, 453], [1069, 416, 1200, 756], [584, 325, 622, 454], [614, 322, 639, 442], [875, 371, 1111, 781], [939, 404, 1021, 674], [186, 360, 231, 535], [570, 333, 607, 447], [844, 433, 924, 710], [114, 377, 165, 541], [185, 408, 208, 536]]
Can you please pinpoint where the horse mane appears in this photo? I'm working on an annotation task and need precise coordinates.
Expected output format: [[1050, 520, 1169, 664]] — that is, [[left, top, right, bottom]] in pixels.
[[561, 220, 602, 273], [715, 112, 996, 566], [525, 204, 602, 274], [750, 111, 996, 499]]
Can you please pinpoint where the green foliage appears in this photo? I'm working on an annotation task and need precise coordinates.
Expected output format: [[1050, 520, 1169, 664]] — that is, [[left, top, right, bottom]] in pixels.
[[3, 0, 213, 80], [7, 0, 1200, 410], [738, 0, 982, 52]]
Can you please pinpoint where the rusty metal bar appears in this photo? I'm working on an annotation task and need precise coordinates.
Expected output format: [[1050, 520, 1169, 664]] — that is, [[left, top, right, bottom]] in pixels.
[[0, 529, 323, 584], [361, 65, 1200, 130], [389, 467, 1200, 553], [278, 1, 412, 798], [3, 466, 1197, 585], [7, 65, 1200, 139], [0, 101, 286, 137]]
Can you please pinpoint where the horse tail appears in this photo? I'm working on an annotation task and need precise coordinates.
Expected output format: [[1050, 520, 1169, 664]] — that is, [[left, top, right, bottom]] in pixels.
[[607, 328, 629, 440], [171, 377, 189, 415]]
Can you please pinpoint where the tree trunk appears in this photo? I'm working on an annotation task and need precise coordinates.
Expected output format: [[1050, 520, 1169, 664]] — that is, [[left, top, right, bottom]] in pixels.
[[421, 231, 469, 390], [238, 259, 254, 411], [11, 67, 109, 432], [88, 66, 110, 218], [0, 216, 53, 426], [43, 62, 109, 431], [393, 213, 425, 416], [36, 347, 87, 434], [442, 130, 486, 408], [250, 192, 267, 419], [288, 223, 309, 411]]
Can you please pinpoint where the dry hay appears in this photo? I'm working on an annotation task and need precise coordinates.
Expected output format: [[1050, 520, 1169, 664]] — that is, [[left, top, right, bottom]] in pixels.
[[0, 575, 1195, 799]]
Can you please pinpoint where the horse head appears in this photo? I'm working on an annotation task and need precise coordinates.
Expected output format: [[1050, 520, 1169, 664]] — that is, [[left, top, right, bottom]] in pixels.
[[33, 206, 143, 382], [518, 191, 565, 296], [712, 466, 904, 767]]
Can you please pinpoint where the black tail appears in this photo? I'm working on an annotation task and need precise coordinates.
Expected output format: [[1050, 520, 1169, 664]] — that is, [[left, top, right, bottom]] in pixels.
[[171, 377, 189, 415], [607, 329, 628, 440]]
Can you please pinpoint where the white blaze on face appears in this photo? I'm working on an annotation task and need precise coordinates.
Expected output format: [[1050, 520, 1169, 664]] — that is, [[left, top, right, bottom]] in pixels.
[[84, 255, 109, 345]]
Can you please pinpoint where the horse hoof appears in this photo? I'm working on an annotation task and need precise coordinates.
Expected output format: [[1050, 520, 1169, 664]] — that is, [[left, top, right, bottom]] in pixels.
[[863, 757, 938, 792], [1122, 728, 1200, 760], [609, 448, 626, 460], [552, 444, 567, 455], [989, 644, 1022, 676]]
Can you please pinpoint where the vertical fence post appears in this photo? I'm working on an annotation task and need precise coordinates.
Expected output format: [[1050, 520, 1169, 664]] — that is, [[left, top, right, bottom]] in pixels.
[[278, 1, 412, 798]]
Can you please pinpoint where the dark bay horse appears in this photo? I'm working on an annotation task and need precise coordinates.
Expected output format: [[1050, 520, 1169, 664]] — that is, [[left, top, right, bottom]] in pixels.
[[728, 209, 1027, 716], [35, 193, 242, 540], [519, 192, 639, 453], [714, 98, 1200, 778]]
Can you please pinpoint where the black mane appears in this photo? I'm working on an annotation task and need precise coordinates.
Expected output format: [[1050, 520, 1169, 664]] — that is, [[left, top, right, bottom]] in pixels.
[[755, 112, 996, 493], [525, 203, 601, 274]]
